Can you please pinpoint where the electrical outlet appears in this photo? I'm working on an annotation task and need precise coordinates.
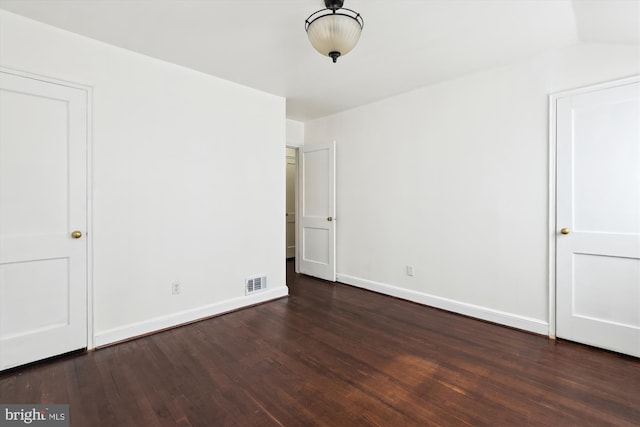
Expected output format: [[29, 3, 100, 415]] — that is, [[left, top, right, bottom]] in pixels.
[[171, 281, 181, 295], [406, 265, 414, 276]]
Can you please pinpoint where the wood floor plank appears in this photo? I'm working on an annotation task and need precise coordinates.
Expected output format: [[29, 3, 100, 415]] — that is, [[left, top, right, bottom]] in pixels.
[[1, 260, 639, 426]]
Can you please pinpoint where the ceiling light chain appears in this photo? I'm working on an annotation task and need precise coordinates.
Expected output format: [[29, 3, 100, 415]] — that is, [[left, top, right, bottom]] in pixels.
[[305, 0, 364, 63]]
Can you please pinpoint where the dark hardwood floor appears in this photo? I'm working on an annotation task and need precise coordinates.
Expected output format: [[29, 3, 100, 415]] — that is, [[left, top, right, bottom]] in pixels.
[[1, 260, 639, 426]]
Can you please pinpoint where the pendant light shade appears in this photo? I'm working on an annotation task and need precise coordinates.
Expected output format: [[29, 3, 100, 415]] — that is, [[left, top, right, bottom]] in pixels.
[[305, 1, 364, 63]]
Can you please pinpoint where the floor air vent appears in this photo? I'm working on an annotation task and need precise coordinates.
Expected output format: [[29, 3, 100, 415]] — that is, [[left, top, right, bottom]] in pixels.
[[246, 275, 267, 295]]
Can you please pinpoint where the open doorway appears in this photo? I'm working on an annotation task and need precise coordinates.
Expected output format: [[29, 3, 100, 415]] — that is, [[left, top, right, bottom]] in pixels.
[[286, 147, 298, 269]]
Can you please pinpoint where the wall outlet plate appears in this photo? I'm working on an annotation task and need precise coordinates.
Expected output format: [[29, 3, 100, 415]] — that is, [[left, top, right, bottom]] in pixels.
[[172, 281, 181, 295]]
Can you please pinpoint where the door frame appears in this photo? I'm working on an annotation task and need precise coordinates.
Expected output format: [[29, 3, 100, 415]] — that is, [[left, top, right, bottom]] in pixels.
[[547, 74, 640, 339], [1, 66, 95, 350], [285, 145, 300, 272]]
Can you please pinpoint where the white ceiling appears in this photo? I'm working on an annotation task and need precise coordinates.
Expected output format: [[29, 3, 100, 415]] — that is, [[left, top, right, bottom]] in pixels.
[[1, 0, 638, 121]]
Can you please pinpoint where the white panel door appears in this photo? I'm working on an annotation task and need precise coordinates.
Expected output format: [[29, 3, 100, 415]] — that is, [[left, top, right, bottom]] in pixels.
[[0, 71, 88, 370], [299, 142, 335, 281], [556, 80, 640, 357]]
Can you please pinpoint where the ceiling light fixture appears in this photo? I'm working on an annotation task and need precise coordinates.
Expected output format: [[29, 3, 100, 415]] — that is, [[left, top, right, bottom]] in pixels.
[[305, 0, 364, 63]]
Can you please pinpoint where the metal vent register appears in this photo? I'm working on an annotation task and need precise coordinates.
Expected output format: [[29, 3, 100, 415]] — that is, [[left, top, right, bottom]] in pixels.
[[246, 275, 267, 295]]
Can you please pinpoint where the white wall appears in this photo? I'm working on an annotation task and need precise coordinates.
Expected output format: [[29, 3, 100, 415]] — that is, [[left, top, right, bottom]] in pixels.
[[0, 11, 287, 346], [286, 119, 304, 147], [305, 43, 639, 334]]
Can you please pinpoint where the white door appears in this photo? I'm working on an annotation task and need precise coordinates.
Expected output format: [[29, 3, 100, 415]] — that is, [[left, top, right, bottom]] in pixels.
[[556, 79, 640, 357], [299, 142, 336, 281], [286, 148, 297, 259], [0, 71, 88, 370]]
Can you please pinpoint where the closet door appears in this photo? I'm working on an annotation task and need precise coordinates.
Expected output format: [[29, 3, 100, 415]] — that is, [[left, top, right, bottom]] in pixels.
[[0, 71, 88, 370], [555, 79, 639, 357]]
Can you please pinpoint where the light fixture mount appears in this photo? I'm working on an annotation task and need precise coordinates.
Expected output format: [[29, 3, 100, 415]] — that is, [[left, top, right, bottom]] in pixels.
[[305, 0, 364, 63], [325, 0, 344, 10]]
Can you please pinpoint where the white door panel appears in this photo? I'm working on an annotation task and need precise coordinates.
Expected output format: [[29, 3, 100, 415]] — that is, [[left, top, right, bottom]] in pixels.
[[571, 86, 640, 234], [556, 79, 640, 357], [299, 142, 335, 281], [0, 71, 88, 370], [572, 254, 639, 327]]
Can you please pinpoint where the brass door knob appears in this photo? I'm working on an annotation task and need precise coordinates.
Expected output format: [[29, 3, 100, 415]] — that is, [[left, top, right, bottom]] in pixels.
[[327, 216, 333, 222], [560, 228, 570, 235], [71, 230, 83, 239]]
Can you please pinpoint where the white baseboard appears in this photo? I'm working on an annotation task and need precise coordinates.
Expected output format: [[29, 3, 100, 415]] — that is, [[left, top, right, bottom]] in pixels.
[[94, 287, 288, 347], [336, 273, 549, 335]]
